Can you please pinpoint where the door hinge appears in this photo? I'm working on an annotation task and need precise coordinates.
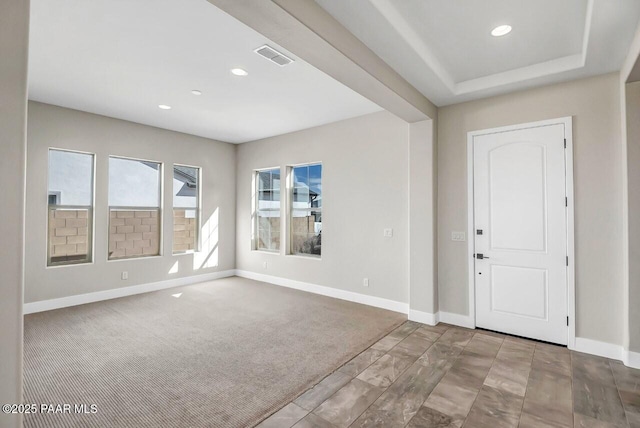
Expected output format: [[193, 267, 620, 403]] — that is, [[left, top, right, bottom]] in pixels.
[[567, 316, 569, 326], [566, 256, 569, 266], [565, 197, 568, 207], [564, 138, 567, 148]]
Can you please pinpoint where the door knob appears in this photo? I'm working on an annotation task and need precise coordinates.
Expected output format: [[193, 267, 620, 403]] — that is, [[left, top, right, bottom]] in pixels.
[[476, 253, 490, 259]]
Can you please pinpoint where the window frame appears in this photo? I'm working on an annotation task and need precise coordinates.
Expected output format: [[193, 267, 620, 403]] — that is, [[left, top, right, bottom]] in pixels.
[[46, 148, 96, 267], [107, 155, 164, 261], [172, 163, 201, 255], [253, 167, 282, 253], [287, 162, 322, 258]]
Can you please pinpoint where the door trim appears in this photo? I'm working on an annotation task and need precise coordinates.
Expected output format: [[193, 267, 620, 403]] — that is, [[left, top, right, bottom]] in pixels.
[[466, 117, 575, 348]]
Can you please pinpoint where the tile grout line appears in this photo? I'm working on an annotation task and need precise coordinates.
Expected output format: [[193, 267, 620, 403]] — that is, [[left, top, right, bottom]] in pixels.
[[304, 321, 426, 428], [344, 324, 448, 427], [457, 332, 506, 428], [609, 360, 633, 428]]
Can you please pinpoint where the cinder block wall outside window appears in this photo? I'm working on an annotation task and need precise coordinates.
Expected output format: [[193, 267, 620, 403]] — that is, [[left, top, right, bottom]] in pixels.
[[108, 210, 160, 259], [48, 209, 89, 261]]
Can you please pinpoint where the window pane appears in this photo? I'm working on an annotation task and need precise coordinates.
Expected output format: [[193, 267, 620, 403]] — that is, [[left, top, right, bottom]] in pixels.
[[257, 210, 280, 251], [173, 165, 199, 254], [291, 209, 321, 256], [309, 164, 322, 208], [48, 149, 94, 266], [48, 208, 91, 264], [173, 208, 197, 253], [108, 157, 161, 207], [255, 168, 281, 252], [108, 209, 160, 259], [48, 150, 93, 206], [173, 165, 198, 209]]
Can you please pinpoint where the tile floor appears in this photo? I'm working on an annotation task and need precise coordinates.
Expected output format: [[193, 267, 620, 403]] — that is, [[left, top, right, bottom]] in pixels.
[[257, 321, 640, 428]]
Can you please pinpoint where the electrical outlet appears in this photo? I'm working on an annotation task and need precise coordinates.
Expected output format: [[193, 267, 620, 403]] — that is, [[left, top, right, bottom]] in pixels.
[[383, 228, 393, 237], [451, 231, 466, 242], [263, 261, 268, 269], [363, 278, 369, 287], [121, 271, 128, 280]]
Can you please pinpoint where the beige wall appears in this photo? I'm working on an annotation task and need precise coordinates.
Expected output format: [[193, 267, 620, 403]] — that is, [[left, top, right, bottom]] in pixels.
[[0, 0, 28, 425], [625, 81, 640, 352], [25, 102, 237, 303], [236, 111, 417, 306], [438, 73, 624, 345], [409, 120, 438, 315]]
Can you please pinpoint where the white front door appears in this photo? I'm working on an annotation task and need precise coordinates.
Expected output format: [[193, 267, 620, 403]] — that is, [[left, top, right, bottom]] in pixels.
[[473, 123, 568, 345]]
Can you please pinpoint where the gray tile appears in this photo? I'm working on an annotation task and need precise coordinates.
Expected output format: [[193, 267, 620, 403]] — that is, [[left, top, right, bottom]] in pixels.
[[407, 406, 459, 428], [532, 344, 571, 376], [356, 351, 416, 388], [628, 410, 640, 428], [438, 328, 475, 347], [353, 359, 454, 427], [414, 326, 446, 342], [443, 351, 494, 390], [313, 378, 384, 428], [572, 353, 617, 387], [337, 348, 386, 377], [292, 413, 337, 428], [573, 377, 627, 426], [495, 340, 535, 371], [484, 360, 530, 397], [424, 377, 479, 426], [294, 371, 353, 411], [573, 412, 626, 427], [611, 361, 640, 393], [371, 335, 404, 352], [465, 333, 503, 357], [418, 342, 464, 366], [391, 334, 434, 359], [258, 403, 309, 428], [522, 369, 573, 427], [388, 321, 421, 340], [464, 385, 523, 428], [619, 390, 640, 416], [518, 411, 571, 428]]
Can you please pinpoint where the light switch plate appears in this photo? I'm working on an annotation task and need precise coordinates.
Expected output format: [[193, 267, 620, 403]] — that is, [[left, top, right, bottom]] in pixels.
[[451, 231, 466, 242]]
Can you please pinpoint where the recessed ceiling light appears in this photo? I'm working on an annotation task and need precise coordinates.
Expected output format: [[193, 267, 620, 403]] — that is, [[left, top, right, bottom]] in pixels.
[[491, 25, 512, 37], [231, 68, 248, 76], [158, 104, 171, 110], [191, 90, 202, 95]]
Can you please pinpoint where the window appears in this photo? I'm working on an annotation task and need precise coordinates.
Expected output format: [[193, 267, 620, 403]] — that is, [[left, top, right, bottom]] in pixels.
[[173, 165, 200, 254], [255, 168, 281, 251], [290, 163, 322, 256], [47, 149, 94, 266], [108, 156, 162, 260]]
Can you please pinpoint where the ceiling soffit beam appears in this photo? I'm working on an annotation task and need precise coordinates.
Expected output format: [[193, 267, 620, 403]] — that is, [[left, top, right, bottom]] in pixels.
[[206, 0, 436, 122]]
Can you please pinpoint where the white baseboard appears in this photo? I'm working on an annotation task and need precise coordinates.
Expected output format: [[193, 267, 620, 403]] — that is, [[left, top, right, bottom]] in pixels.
[[437, 311, 476, 329], [573, 337, 622, 360], [23, 270, 236, 314], [235, 270, 409, 314], [573, 337, 640, 369], [624, 349, 640, 369], [408, 309, 437, 326]]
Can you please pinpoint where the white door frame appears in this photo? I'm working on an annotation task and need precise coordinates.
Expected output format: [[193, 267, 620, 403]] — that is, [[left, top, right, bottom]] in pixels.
[[466, 117, 576, 349]]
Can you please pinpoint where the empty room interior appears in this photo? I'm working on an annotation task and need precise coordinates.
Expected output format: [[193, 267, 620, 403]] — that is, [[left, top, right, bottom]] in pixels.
[[3, 0, 640, 427]]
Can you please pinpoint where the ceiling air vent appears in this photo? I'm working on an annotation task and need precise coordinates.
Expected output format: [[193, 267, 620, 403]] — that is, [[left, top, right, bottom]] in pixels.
[[254, 45, 294, 67]]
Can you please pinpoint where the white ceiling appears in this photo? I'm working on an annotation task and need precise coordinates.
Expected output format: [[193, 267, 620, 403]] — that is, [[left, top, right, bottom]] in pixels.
[[28, 0, 382, 143], [315, 0, 640, 106]]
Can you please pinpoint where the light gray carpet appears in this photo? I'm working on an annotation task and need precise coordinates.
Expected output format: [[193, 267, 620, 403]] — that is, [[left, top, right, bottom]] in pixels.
[[24, 276, 404, 428]]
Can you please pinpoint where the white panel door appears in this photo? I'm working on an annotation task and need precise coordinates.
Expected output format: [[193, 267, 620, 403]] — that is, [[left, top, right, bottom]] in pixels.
[[473, 123, 568, 345]]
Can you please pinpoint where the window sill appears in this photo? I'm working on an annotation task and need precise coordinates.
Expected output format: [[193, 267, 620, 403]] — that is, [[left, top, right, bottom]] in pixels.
[[286, 254, 322, 261], [253, 250, 281, 255]]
